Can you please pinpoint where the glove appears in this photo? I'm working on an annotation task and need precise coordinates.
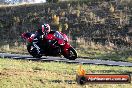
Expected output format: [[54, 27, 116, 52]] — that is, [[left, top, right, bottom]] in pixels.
[[40, 35, 44, 39]]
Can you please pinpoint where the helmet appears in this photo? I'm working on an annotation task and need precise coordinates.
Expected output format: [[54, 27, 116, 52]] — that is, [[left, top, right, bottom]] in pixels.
[[42, 24, 50, 34]]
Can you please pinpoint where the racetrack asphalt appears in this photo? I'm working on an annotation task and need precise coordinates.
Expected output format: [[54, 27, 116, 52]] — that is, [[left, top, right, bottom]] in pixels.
[[0, 53, 132, 67]]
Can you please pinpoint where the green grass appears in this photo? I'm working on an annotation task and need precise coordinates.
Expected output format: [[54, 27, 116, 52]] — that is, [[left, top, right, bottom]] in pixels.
[[76, 42, 132, 62], [78, 47, 132, 62], [0, 58, 132, 88]]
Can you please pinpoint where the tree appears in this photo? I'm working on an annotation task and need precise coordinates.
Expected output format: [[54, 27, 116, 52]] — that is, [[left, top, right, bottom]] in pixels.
[[109, 4, 115, 13]]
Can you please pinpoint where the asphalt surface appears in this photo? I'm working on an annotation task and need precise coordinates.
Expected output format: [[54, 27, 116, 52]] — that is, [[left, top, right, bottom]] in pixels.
[[0, 53, 132, 67]]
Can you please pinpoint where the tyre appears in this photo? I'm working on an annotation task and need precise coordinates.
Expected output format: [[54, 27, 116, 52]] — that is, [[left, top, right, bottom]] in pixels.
[[63, 47, 78, 60], [27, 45, 42, 58]]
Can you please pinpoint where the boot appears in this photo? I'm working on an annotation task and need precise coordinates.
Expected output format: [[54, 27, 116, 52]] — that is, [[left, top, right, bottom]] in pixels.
[[33, 42, 41, 54]]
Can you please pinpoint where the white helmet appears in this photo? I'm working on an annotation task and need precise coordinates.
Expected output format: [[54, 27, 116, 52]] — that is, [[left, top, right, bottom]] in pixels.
[[42, 24, 51, 34]]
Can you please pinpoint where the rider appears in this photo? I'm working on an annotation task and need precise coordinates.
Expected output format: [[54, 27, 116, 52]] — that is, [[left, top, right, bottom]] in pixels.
[[33, 23, 51, 54]]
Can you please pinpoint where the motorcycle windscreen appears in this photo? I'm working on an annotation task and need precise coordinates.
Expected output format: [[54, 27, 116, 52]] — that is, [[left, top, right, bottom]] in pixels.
[[54, 31, 64, 39], [54, 31, 65, 45]]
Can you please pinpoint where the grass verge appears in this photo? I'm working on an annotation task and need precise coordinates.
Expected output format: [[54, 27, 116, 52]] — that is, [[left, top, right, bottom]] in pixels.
[[77, 42, 132, 62], [0, 58, 132, 88]]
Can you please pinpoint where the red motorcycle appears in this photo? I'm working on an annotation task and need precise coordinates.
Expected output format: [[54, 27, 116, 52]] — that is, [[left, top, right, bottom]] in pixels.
[[22, 31, 78, 60]]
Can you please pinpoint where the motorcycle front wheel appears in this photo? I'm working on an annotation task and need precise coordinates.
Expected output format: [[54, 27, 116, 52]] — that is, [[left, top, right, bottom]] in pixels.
[[27, 45, 42, 58], [63, 47, 78, 60]]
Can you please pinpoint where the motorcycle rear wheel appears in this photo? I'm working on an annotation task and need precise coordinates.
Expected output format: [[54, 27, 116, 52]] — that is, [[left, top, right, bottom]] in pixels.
[[27, 45, 42, 58]]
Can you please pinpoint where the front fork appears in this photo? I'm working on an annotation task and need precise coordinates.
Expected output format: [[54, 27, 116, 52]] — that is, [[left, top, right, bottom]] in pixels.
[[62, 42, 71, 55]]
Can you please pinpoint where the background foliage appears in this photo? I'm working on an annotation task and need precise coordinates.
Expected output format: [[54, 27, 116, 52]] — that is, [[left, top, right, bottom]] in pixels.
[[0, 0, 132, 48]]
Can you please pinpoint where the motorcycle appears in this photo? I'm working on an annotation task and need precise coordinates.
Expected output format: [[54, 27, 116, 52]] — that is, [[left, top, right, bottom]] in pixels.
[[21, 31, 78, 60]]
